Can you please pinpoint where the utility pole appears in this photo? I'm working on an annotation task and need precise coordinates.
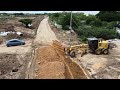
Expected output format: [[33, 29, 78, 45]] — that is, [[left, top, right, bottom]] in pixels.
[[116, 21, 119, 31], [69, 11, 72, 44], [70, 11, 72, 30]]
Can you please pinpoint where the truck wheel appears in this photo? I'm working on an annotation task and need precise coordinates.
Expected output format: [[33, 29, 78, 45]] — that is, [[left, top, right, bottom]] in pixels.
[[103, 49, 109, 54], [95, 49, 101, 55], [69, 51, 76, 58]]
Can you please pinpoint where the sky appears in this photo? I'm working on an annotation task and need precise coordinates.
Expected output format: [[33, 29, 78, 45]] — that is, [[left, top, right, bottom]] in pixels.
[[0, 11, 99, 15]]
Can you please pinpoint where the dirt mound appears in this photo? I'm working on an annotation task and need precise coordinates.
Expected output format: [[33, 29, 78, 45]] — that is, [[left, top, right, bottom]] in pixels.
[[35, 40, 88, 79], [36, 61, 65, 79], [37, 46, 62, 64], [36, 45, 65, 79]]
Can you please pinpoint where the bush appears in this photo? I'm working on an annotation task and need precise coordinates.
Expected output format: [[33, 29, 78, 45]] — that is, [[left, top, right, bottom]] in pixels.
[[89, 19, 102, 27], [75, 26, 119, 41], [96, 11, 120, 22], [86, 15, 97, 25], [49, 13, 79, 30], [102, 21, 108, 27], [81, 36, 88, 42], [49, 12, 120, 41], [106, 21, 116, 29], [19, 19, 32, 28]]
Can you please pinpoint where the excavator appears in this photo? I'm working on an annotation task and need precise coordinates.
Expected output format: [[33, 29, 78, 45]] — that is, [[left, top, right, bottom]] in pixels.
[[64, 37, 111, 57]]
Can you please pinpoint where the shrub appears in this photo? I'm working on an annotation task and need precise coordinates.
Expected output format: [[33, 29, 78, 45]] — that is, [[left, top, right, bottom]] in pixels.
[[106, 21, 116, 29], [89, 19, 102, 27], [49, 12, 120, 41], [19, 19, 32, 28], [86, 15, 97, 25], [75, 26, 119, 41]]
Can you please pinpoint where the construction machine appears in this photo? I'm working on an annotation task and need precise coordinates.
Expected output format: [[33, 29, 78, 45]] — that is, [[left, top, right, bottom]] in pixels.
[[87, 37, 109, 55], [64, 43, 88, 57], [64, 37, 110, 57]]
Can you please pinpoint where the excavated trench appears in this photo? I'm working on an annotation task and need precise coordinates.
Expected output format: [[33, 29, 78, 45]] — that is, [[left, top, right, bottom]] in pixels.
[[35, 40, 88, 79]]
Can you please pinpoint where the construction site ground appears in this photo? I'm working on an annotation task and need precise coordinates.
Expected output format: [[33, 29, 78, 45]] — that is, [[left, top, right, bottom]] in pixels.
[[27, 17, 88, 79], [0, 15, 44, 79], [1, 15, 120, 79], [49, 19, 120, 79], [79, 42, 120, 79]]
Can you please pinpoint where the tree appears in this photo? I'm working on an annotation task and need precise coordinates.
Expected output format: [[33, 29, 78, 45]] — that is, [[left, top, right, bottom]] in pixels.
[[86, 15, 97, 25], [89, 19, 102, 27], [58, 13, 79, 30], [96, 11, 120, 22], [75, 26, 119, 40], [19, 19, 32, 28], [13, 13, 24, 16]]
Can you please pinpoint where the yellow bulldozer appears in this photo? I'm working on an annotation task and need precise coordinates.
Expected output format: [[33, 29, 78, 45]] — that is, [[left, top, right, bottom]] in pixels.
[[64, 37, 110, 57]]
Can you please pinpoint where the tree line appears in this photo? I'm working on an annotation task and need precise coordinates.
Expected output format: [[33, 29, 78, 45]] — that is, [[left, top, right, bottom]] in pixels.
[[49, 11, 120, 42]]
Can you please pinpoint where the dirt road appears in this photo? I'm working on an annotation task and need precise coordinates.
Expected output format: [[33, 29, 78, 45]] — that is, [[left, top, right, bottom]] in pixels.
[[27, 17, 88, 79], [34, 17, 58, 46], [30, 17, 66, 79], [27, 17, 60, 79]]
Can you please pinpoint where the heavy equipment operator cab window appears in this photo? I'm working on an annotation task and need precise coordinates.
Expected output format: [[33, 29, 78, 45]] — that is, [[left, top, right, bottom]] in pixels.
[[87, 38, 98, 52]]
